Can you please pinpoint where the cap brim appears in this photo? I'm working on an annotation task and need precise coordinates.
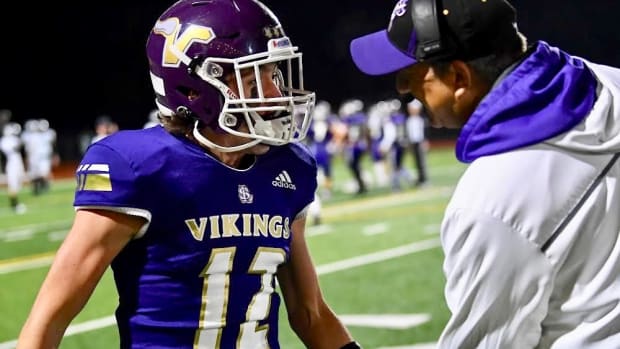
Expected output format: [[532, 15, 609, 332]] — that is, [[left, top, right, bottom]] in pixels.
[[350, 30, 417, 76]]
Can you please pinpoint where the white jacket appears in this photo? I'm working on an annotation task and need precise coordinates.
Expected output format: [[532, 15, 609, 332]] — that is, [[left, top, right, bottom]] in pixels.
[[438, 42, 620, 348]]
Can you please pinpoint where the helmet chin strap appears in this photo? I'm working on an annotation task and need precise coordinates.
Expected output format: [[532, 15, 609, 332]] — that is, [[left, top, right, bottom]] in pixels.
[[191, 120, 262, 153]]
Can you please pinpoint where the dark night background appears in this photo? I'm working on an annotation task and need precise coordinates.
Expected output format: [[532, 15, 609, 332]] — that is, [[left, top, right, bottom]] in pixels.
[[1, 1, 619, 161]]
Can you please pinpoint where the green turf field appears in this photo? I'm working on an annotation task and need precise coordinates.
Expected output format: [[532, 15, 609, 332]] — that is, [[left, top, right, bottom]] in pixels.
[[0, 146, 467, 349]]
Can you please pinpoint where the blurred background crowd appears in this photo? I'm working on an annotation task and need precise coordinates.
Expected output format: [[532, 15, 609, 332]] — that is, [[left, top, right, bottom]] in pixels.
[[0, 96, 432, 218]]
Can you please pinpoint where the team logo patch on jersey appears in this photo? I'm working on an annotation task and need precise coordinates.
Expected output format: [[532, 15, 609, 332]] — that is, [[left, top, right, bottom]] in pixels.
[[75, 164, 112, 192], [272, 170, 296, 190], [238, 184, 254, 204]]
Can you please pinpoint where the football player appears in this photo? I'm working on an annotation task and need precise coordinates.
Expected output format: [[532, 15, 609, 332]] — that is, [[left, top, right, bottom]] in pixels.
[[0, 109, 12, 179], [307, 100, 337, 199], [18, 1, 361, 348], [21, 119, 57, 195], [339, 99, 369, 194], [366, 101, 390, 189], [379, 99, 412, 191], [0, 122, 26, 214]]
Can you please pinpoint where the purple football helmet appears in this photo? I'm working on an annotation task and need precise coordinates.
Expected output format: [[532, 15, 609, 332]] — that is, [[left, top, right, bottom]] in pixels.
[[146, 0, 315, 152]]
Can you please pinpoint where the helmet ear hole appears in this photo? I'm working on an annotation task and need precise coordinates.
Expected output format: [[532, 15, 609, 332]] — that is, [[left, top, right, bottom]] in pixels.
[[176, 106, 193, 120], [223, 114, 239, 128]]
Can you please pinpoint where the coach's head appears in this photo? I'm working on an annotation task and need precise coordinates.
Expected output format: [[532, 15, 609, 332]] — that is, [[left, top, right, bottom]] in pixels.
[[350, 0, 526, 128]]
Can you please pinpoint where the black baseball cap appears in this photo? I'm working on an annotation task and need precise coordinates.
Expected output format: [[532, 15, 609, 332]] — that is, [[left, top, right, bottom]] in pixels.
[[350, 0, 518, 75]]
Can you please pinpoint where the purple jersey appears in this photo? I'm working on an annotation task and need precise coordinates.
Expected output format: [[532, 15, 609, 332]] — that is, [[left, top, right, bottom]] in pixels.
[[306, 115, 336, 177], [74, 126, 316, 348]]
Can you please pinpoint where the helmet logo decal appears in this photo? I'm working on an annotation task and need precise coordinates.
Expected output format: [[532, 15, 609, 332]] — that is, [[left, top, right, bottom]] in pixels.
[[153, 17, 216, 67]]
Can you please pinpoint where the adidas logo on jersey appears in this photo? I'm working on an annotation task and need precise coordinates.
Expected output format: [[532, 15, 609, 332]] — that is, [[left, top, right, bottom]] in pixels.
[[272, 170, 296, 190]]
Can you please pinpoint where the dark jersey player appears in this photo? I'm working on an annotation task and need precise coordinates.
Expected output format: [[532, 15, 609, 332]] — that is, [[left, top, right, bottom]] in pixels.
[[17, 1, 361, 348]]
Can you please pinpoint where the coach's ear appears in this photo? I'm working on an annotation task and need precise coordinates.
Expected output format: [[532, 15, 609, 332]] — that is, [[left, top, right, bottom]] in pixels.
[[451, 61, 473, 102], [451, 60, 488, 119]]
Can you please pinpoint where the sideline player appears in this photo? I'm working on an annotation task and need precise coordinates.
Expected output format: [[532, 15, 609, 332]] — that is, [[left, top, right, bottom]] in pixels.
[[0, 122, 27, 213], [18, 1, 361, 348]]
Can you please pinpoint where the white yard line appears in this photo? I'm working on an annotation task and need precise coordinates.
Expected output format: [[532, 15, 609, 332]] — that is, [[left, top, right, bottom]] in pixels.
[[0, 238, 440, 348], [64, 316, 116, 336], [316, 238, 440, 275], [0, 220, 72, 235], [0, 254, 56, 275], [377, 343, 437, 349], [424, 223, 441, 235], [362, 223, 389, 236], [47, 230, 68, 242], [0, 316, 118, 349], [322, 186, 453, 219], [2, 230, 35, 242], [0, 220, 72, 239], [306, 224, 334, 237], [338, 314, 431, 329]]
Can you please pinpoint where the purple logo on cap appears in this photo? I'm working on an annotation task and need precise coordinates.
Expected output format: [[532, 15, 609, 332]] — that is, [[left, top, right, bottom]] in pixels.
[[389, 0, 408, 30]]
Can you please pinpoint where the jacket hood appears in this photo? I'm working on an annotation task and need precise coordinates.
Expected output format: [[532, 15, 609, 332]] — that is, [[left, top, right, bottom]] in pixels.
[[549, 62, 620, 154], [456, 41, 606, 163]]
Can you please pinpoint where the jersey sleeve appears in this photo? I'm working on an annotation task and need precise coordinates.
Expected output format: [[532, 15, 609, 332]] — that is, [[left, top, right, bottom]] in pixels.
[[287, 143, 318, 220], [437, 208, 554, 349], [74, 142, 143, 209]]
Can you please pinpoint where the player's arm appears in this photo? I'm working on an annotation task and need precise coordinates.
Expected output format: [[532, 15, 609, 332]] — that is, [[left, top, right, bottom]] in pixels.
[[17, 209, 145, 349], [277, 216, 360, 349]]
